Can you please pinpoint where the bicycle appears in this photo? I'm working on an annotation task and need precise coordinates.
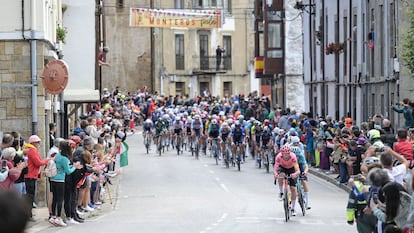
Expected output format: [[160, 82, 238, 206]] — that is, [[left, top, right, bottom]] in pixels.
[[144, 132, 152, 154], [278, 174, 292, 222], [211, 138, 220, 165], [175, 132, 182, 155], [192, 135, 200, 159], [234, 142, 242, 171], [296, 175, 306, 216], [261, 145, 273, 173]]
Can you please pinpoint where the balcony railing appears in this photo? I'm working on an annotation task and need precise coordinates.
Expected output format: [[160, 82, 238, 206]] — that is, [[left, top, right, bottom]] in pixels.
[[192, 56, 231, 73]]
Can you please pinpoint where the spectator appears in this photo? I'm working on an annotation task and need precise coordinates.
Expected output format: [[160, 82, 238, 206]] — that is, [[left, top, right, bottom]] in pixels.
[[0, 191, 30, 233], [392, 98, 414, 128], [0, 133, 14, 156], [24, 135, 50, 220], [380, 147, 409, 185], [49, 140, 82, 226], [370, 182, 411, 232], [393, 128, 413, 166], [0, 147, 24, 191]]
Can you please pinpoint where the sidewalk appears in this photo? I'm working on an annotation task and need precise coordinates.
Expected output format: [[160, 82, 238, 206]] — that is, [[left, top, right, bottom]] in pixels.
[[308, 167, 351, 193], [26, 174, 120, 233]]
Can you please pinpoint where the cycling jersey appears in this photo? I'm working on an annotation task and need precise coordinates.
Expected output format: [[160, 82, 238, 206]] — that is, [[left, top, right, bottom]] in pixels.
[[209, 124, 220, 138], [261, 131, 272, 145], [220, 128, 231, 142], [143, 122, 153, 131], [274, 152, 299, 170], [232, 125, 245, 144]]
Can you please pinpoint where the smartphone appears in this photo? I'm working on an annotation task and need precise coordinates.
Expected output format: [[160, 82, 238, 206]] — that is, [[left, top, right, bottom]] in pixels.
[[1, 160, 6, 172], [372, 192, 379, 204]]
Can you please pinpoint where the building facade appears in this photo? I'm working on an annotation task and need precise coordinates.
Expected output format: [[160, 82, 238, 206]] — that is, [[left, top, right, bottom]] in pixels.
[[103, 0, 257, 98], [302, 0, 413, 126], [0, 0, 64, 205]]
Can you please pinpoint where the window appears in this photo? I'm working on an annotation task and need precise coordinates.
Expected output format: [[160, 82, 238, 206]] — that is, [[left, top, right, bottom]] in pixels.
[[175, 34, 184, 70], [175, 0, 184, 9], [267, 22, 283, 58], [116, 0, 123, 8], [193, 0, 223, 8], [199, 35, 209, 70], [175, 82, 185, 96], [223, 35, 232, 70], [223, 82, 232, 96]]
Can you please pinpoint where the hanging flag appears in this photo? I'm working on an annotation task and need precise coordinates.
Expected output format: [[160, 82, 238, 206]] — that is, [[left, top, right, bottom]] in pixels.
[[119, 141, 129, 167]]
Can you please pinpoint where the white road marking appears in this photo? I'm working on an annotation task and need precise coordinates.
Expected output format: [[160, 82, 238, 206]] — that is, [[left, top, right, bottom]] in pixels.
[[220, 183, 229, 192]]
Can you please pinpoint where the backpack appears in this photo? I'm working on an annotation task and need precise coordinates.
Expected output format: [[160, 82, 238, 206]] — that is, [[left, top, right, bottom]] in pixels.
[[44, 159, 57, 178]]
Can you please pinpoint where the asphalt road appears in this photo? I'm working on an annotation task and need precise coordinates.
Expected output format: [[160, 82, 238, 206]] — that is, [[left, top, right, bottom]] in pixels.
[[39, 131, 356, 233]]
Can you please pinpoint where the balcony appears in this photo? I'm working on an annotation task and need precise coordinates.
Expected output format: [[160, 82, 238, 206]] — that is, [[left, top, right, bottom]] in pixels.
[[192, 56, 231, 74]]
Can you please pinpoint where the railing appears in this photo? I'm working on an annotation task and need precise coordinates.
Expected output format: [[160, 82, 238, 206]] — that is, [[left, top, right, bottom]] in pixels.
[[192, 56, 231, 73]]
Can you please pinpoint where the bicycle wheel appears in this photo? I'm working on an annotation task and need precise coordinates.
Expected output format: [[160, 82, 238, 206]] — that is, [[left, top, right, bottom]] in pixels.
[[264, 153, 269, 173], [195, 141, 199, 160], [225, 149, 229, 168], [284, 191, 290, 222], [236, 147, 241, 171], [298, 182, 306, 216]]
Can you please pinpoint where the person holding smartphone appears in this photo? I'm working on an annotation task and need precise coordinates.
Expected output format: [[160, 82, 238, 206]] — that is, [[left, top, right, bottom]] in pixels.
[[0, 147, 25, 191], [392, 98, 414, 128]]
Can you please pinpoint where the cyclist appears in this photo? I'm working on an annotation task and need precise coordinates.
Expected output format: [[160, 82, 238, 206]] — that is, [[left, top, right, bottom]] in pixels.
[[173, 116, 184, 153], [191, 114, 204, 151], [219, 121, 232, 160], [208, 119, 221, 159], [232, 121, 246, 163], [143, 118, 154, 147], [259, 126, 274, 167], [154, 118, 167, 151], [290, 138, 311, 210], [274, 145, 300, 216]]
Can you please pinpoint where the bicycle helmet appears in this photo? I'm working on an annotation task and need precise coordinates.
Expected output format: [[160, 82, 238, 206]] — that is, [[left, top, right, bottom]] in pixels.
[[163, 114, 169, 120], [264, 119, 270, 126], [145, 119, 152, 123], [211, 119, 218, 125], [291, 136, 300, 144], [175, 116, 180, 121], [238, 115, 244, 120], [280, 145, 291, 154], [263, 126, 269, 132], [367, 129, 381, 141]]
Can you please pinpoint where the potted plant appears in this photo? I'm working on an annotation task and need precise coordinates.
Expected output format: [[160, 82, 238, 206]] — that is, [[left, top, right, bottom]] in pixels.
[[56, 27, 67, 43], [325, 42, 346, 55]]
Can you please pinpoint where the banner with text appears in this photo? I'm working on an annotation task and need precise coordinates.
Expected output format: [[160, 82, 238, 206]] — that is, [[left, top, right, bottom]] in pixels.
[[130, 8, 222, 29]]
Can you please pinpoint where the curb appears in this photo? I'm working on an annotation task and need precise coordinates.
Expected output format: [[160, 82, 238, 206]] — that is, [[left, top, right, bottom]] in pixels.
[[308, 168, 351, 193], [26, 175, 121, 233]]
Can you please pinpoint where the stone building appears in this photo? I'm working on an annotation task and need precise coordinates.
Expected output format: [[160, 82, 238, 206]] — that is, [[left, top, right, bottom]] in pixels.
[[104, 0, 257, 98], [0, 0, 64, 206], [301, 0, 413, 126]]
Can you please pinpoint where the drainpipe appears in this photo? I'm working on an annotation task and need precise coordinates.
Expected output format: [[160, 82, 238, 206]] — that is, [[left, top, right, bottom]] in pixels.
[[384, 2, 390, 118], [31, 0, 38, 135]]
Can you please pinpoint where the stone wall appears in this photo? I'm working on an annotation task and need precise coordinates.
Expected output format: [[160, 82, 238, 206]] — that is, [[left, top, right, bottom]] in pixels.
[[0, 40, 48, 206]]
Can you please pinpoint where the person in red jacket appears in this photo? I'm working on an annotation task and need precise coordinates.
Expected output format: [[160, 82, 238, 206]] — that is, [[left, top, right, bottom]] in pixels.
[[24, 135, 50, 219], [394, 128, 413, 168]]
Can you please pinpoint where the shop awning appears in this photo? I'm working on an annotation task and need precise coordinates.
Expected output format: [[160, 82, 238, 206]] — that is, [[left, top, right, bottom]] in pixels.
[[63, 89, 99, 103]]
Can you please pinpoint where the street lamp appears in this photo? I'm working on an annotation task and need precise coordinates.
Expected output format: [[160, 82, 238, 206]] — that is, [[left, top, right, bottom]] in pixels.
[[294, 1, 315, 15]]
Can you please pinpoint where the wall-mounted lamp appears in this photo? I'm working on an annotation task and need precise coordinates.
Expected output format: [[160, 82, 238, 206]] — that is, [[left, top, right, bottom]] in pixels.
[[294, 1, 315, 15]]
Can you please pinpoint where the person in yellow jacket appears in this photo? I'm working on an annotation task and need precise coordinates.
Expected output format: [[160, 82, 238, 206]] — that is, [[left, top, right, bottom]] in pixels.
[[346, 178, 377, 233]]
